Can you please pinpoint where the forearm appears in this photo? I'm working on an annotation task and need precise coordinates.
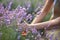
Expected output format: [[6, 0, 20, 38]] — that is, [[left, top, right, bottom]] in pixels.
[[30, 17, 60, 29], [32, 0, 54, 24]]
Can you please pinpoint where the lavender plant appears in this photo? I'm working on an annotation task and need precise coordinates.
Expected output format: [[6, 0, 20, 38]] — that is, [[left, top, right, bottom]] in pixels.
[[0, 0, 52, 40], [0, 2, 43, 40]]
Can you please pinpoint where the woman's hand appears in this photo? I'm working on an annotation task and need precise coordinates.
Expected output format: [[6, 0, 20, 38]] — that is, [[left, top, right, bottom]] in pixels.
[[18, 23, 30, 30]]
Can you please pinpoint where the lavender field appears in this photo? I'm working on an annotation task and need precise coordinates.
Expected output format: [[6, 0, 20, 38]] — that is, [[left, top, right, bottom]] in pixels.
[[0, 0, 60, 40]]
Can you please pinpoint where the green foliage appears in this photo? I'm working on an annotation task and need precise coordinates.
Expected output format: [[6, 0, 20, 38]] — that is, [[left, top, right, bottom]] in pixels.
[[20, 36, 25, 40], [0, 0, 44, 10], [42, 10, 53, 22], [0, 24, 17, 40]]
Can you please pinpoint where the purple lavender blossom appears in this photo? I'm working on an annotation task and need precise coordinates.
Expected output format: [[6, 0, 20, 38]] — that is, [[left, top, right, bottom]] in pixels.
[[35, 33, 41, 40], [26, 14, 32, 22], [4, 18, 11, 25], [37, 11, 41, 15], [25, 2, 31, 10], [17, 35, 21, 40], [31, 27, 38, 34], [6, 1, 13, 10], [0, 3, 4, 17], [49, 34, 54, 40], [15, 5, 27, 17]]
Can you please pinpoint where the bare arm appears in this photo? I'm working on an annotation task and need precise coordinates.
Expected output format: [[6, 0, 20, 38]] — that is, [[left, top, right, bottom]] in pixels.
[[19, 0, 60, 30], [32, 0, 54, 24], [29, 17, 60, 29]]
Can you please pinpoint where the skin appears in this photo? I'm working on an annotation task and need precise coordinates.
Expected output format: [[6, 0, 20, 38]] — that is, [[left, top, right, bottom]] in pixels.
[[20, 0, 60, 30], [31, 0, 54, 24], [30, 17, 60, 29], [19, 0, 60, 40]]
